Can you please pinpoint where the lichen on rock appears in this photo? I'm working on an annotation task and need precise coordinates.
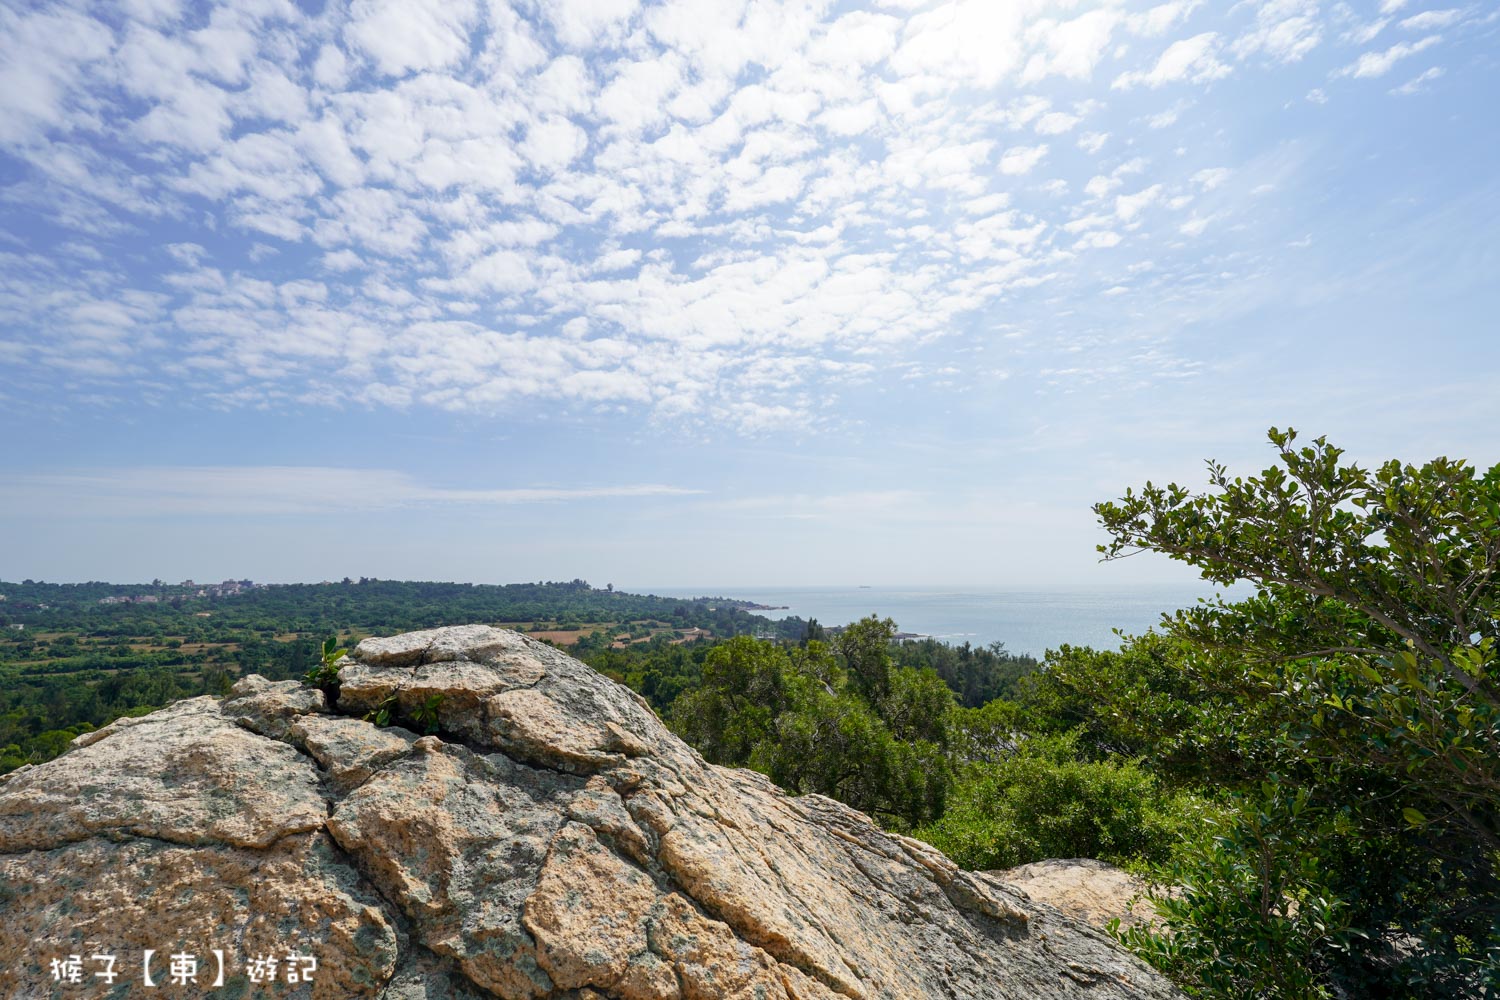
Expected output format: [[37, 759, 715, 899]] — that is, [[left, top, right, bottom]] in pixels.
[[0, 625, 1184, 1000]]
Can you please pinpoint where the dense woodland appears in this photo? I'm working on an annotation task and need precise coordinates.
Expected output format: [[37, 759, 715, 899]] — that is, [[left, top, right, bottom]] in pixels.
[[4, 430, 1497, 998]]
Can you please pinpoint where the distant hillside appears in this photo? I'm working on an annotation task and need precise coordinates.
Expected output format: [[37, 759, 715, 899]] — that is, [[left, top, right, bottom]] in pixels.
[[0, 578, 808, 775], [0, 577, 806, 638]]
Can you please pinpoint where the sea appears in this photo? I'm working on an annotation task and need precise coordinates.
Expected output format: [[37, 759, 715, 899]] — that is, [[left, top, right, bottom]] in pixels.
[[643, 584, 1252, 658]]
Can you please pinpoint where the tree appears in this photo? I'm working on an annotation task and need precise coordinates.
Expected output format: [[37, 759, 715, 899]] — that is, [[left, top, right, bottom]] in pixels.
[[891, 637, 1040, 707], [835, 615, 896, 699], [672, 632, 956, 827], [672, 636, 789, 765], [1096, 427, 1497, 694], [1016, 634, 1262, 785], [1095, 428, 1500, 996]]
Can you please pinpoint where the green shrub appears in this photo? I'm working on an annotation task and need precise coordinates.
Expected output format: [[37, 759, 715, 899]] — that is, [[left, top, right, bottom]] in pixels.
[[1115, 783, 1360, 1000], [915, 734, 1200, 871]]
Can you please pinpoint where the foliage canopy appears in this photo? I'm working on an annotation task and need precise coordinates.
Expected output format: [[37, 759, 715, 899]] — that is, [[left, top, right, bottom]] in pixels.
[[1095, 428, 1500, 996]]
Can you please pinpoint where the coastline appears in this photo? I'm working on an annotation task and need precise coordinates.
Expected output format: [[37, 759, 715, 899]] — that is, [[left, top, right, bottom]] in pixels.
[[639, 583, 1250, 657]]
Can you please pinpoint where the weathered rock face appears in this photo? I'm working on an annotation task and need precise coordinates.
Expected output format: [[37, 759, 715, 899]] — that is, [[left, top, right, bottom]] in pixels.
[[0, 626, 1184, 1000], [993, 859, 1161, 934]]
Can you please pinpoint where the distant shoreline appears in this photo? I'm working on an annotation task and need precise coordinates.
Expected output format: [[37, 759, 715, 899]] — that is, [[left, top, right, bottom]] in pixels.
[[644, 583, 1250, 657]]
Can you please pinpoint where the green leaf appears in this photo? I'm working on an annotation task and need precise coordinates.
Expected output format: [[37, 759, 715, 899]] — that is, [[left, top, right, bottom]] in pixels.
[[1401, 807, 1426, 827]]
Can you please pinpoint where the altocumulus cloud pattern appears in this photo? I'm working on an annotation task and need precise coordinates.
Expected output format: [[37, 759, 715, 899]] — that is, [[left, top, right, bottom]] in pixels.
[[0, 0, 1485, 432]]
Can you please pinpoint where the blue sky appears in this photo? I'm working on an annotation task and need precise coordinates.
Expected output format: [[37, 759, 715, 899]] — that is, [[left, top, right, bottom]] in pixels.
[[2, 0, 1497, 588]]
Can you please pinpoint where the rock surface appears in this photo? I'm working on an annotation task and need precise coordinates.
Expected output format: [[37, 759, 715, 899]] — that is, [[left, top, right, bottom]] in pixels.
[[993, 859, 1161, 933], [0, 625, 1183, 1000]]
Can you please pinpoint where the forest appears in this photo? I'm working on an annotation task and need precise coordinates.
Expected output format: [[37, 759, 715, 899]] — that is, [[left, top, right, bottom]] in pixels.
[[3, 429, 1496, 998]]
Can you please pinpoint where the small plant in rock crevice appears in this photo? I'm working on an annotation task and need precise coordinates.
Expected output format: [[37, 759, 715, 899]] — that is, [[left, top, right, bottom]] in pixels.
[[365, 691, 397, 727], [365, 690, 445, 734], [303, 636, 346, 701], [411, 693, 444, 734]]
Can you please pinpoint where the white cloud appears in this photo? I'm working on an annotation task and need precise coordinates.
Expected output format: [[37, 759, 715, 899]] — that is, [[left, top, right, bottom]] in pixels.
[[313, 187, 428, 257], [1113, 32, 1230, 88], [722, 164, 806, 211], [1115, 184, 1162, 222], [1063, 213, 1113, 233], [1075, 229, 1122, 249], [818, 99, 882, 137], [322, 249, 363, 271], [1086, 174, 1122, 199], [1192, 166, 1231, 190], [530, 55, 597, 116], [595, 247, 642, 272], [999, 144, 1049, 175], [0, 8, 115, 145], [1232, 0, 1322, 63], [811, 11, 902, 69], [545, 0, 640, 49], [1391, 65, 1444, 94], [1128, 1, 1202, 37], [121, 0, 183, 26], [891, 2, 1035, 90], [881, 139, 994, 194], [312, 44, 349, 89], [953, 211, 1046, 259], [1179, 215, 1212, 236], [0, 467, 704, 517], [1337, 34, 1441, 78], [1034, 111, 1080, 135], [1145, 104, 1185, 128], [167, 243, 209, 267], [235, 67, 311, 125], [347, 0, 478, 76], [997, 95, 1052, 128], [525, 117, 589, 172], [454, 249, 537, 294], [1, 0, 1469, 437], [1021, 9, 1120, 82], [1077, 131, 1109, 154], [597, 54, 684, 134], [1399, 9, 1463, 30], [1344, 18, 1391, 45]]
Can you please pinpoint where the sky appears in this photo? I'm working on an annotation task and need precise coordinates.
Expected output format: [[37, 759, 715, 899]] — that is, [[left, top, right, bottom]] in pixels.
[[2, 0, 1498, 589]]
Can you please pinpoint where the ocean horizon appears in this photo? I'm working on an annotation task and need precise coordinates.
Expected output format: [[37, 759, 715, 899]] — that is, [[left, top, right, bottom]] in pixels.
[[641, 583, 1252, 658]]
